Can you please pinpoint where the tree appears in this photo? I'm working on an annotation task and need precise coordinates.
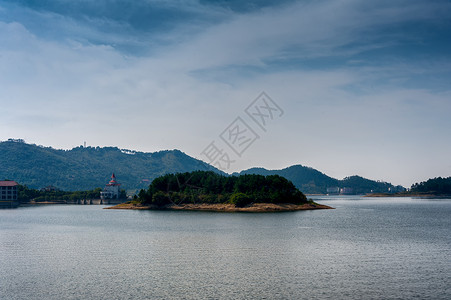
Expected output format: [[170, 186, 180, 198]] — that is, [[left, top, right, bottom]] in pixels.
[[152, 191, 171, 206], [229, 193, 252, 207], [138, 171, 308, 206]]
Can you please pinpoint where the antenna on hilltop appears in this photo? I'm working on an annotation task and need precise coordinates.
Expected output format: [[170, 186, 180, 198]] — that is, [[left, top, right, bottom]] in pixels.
[[84, 141, 86, 148]]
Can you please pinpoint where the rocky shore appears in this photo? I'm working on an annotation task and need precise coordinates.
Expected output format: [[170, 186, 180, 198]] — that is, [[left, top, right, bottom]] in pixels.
[[105, 202, 334, 212]]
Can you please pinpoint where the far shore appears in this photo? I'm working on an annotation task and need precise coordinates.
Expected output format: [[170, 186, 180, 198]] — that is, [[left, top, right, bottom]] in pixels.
[[365, 193, 451, 198], [105, 202, 334, 212]]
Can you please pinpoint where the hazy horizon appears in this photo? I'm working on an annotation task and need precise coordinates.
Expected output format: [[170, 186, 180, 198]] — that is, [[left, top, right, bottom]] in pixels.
[[1, 0, 450, 187]]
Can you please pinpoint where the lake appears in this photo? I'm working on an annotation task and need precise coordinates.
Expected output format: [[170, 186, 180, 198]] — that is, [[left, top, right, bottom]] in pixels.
[[1, 196, 450, 299]]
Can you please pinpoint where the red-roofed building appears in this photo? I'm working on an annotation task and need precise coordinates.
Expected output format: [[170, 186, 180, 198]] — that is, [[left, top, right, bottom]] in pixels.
[[0, 180, 19, 208], [100, 173, 121, 201]]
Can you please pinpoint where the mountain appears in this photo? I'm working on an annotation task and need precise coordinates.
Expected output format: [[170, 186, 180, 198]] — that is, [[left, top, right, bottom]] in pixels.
[[1, 139, 404, 195], [234, 165, 404, 194], [0, 140, 221, 191]]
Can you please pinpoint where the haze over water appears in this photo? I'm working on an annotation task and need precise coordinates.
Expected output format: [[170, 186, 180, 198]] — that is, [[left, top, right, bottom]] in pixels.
[[1, 197, 450, 299]]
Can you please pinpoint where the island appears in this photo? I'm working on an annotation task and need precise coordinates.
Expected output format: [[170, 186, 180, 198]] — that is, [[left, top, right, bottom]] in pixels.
[[106, 171, 333, 212]]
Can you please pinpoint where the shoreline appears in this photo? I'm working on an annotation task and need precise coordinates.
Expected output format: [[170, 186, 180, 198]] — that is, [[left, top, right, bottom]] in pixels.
[[365, 193, 451, 198], [105, 202, 334, 212]]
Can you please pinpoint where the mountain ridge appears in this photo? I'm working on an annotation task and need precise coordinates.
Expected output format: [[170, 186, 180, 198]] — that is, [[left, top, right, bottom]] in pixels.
[[0, 140, 404, 194], [0, 140, 221, 191], [234, 165, 404, 194]]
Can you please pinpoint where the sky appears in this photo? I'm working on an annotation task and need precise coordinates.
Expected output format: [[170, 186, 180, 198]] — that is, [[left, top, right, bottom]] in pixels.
[[0, 0, 450, 187]]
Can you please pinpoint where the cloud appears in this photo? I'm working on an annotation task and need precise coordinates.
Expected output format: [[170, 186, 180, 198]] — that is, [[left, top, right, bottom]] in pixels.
[[0, 0, 450, 186], [153, 1, 450, 69], [0, 0, 235, 55]]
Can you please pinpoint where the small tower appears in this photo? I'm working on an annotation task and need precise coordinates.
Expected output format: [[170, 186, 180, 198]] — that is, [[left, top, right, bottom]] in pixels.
[[109, 173, 118, 185], [100, 173, 121, 200]]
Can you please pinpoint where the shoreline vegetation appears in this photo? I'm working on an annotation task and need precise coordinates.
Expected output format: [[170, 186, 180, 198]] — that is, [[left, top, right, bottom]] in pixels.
[[367, 176, 451, 198], [15, 185, 126, 203], [107, 171, 334, 212]]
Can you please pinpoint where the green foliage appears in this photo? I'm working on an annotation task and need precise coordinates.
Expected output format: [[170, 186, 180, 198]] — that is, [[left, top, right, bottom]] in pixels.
[[138, 171, 308, 207], [229, 193, 252, 207], [0, 140, 401, 195], [17, 185, 103, 202], [410, 177, 451, 195], [0, 140, 220, 191], [340, 176, 394, 194], [151, 191, 172, 206]]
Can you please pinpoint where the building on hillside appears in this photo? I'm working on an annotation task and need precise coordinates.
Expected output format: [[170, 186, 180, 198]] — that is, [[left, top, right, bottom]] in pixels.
[[7, 138, 25, 143], [40, 185, 59, 192], [0, 181, 19, 208], [388, 186, 406, 193], [340, 187, 354, 195], [100, 173, 121, 200], [326, 187, 340, 195]]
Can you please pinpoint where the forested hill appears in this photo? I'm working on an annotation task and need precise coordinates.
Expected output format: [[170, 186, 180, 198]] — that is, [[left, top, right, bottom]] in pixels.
[[0, 140, 220, 191], [235, 165, 404, 194], [1, 140, 404, 194], [410, 177, 451, 195]]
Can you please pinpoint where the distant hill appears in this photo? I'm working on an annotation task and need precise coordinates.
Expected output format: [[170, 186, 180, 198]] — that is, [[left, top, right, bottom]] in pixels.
[[1, 139, 404, 195], [234, 165, 404, 194], [410, 177, 451, 195], [0, 140, 221, 191]]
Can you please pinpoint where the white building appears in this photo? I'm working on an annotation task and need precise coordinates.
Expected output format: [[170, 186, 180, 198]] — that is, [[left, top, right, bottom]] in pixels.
[[326, 186, 340, 195], [100, 173, 121, 200]]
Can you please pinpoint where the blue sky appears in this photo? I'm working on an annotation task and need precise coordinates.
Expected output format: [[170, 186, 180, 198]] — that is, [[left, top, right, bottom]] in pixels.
[[0, 0, 450, 187]]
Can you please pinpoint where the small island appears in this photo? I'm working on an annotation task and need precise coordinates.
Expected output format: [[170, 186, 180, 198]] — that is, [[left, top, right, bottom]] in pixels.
[[106, 171, 333, 212]]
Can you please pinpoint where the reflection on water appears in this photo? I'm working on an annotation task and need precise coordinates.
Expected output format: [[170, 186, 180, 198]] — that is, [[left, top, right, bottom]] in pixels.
[[1, 197, 450, 299]]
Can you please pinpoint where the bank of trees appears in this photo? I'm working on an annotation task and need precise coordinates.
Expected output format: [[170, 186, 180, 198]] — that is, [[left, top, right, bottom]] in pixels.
[[410, 177, 451, 195], [17, 185, 126, 202], [137, 171, 307, 207]]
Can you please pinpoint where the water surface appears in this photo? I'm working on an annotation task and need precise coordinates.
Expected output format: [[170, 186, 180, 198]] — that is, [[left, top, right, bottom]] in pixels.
[[1, 197, 450, 299]]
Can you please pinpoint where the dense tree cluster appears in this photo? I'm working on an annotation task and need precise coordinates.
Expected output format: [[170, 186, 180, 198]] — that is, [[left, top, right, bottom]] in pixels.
[[137, 171, 308, 207], [410, 177, 451, 195], [16, 185, 126, 202]]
